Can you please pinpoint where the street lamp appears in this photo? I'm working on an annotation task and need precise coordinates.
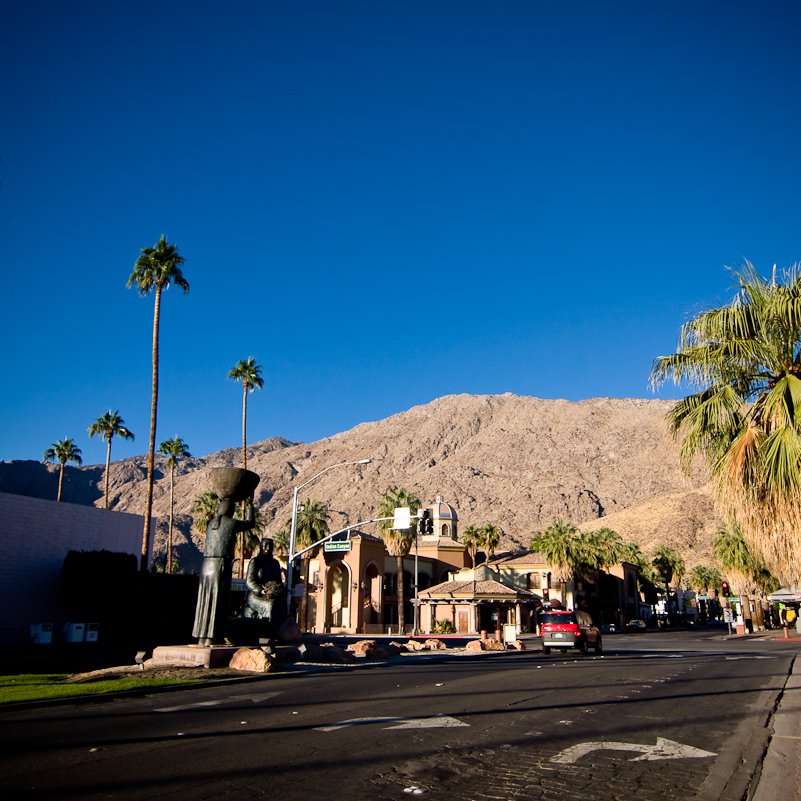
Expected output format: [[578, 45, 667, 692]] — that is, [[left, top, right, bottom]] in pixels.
[[286, 459, 371, 617]]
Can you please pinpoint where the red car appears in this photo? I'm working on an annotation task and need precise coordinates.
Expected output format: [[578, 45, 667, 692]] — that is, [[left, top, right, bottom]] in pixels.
[[541, 609, 602, 655]]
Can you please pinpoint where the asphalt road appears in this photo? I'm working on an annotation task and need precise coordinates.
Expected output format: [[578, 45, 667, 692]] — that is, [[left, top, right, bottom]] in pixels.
[[1, 631, 798, 801]]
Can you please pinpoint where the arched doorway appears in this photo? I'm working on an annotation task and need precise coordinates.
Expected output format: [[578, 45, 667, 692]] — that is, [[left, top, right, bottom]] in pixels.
[[362, 562, 382, 629], [326, 562, 350, 630]]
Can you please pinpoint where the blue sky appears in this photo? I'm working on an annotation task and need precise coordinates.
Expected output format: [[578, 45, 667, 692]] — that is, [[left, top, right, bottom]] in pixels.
[[2, 1, 800, 466]]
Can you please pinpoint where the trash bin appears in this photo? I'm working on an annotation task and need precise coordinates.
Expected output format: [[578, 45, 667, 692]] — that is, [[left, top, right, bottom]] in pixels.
[[30, 623, 53, 644], [84, 623, 99, 642]]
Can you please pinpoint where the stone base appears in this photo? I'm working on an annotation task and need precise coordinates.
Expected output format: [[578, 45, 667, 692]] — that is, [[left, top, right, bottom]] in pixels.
[[151, 644, 239, 669]]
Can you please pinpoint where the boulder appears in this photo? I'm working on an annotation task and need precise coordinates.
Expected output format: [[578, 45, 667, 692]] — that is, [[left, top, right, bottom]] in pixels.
[[424, 638, 447, 650], [277, 618, 302, 644], [365, 647, 388, 660], [389, 641, 409, 652], [229, 647, 275, 672], [508, 640, 527, 651], [347, 639, 378, 656], [385, 643, 403, 656], [483, 639, 506, 651], [405, 639, 427, 651], [303, 643, 358, 664], [466, 640, 485, 652]]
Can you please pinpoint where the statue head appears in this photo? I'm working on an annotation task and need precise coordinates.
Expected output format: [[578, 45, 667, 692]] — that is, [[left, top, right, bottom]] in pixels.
[[261, 537, 274, 555]]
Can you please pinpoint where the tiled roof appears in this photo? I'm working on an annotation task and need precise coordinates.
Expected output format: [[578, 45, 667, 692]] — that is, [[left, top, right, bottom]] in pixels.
[[486, 550, 547, 566], [420, 579, 535, 598]]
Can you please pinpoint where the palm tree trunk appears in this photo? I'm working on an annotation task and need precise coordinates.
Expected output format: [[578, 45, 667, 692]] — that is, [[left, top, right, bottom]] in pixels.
[[141, 285, 162, 572], [242, 384, 248, 470], [167, 464, 175, 573], [397, 555, 405, 635], [103, 437, 112, 509], [57, 463, 65, 501], [238, 530, 245, 580]]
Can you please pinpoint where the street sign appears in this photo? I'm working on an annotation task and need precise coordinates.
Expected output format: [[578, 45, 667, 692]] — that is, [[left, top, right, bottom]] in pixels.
[[392, 506, 412, 530], [324, 541, 352, 552], [724, 608, 734, 623]]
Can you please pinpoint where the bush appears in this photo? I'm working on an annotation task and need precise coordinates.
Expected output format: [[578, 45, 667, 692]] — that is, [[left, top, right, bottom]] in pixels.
[[433, 619, 455, 634]]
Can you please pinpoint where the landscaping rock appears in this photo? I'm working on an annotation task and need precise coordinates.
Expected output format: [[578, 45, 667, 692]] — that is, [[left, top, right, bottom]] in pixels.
[[303, 643, 358, 664], [347, 639, 378, 656], [229, 647, 275, 672], [483, 639, 506, 651], [365, 647, 388, 660], [405, 639, 427, 651], [466, 640, 485, 652], [509, 640, 527, 650], [424, 638, 447, 650]]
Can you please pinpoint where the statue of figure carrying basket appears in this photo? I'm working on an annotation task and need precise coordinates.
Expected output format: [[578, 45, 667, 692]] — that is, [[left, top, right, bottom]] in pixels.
[[192, 467, 260, 646]]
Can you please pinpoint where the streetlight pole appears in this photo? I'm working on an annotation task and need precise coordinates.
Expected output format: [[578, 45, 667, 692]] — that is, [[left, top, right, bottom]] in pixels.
[[286, 459, 371, 619]]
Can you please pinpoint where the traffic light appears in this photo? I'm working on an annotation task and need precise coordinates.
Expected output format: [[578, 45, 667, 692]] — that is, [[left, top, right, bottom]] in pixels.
[[721, 581, 730, 597], [419, 509, 433, 535], [542, 588, 550, 601]]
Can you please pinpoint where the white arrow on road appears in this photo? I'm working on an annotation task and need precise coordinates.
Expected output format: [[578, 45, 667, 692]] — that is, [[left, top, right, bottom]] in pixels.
[[315, 715, 468, 732], [155, 692, 280, 712], [551, 737, 716, 764]]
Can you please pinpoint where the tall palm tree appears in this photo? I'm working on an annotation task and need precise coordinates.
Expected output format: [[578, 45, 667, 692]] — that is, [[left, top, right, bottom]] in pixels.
[[43, 438, 83, 501], [227, 357, 264, 470], [378, 487, 421, 635], [192, 489, 220, 538], [88, 410, 134, 508], [574, 527, 622, 588], [687, 565, 715, 594], [650, 262, 801, 584], [127, 236, 189, 571], [291, 498, 330, 631], [461, 525, 480, 569], [651, 545, 685, 621], [530, 518, 579, 605], [481, 523, 501, 563], [157, 437, 191, 573]]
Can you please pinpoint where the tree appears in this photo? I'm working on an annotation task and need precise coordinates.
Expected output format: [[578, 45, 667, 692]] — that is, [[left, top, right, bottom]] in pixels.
[[272, 528, 290, 558], [292, 498, 330, 631], [713, 520, 756, 596], [157, 436, 191, 573], [127, 236, 189, 571], [481, 523, 501, 563], [43, 438, 83, 501], [573, 527, 622, 588], [192, 490, 220, 538], [461, 525, 480, 569], [687, 565, 716, 594], [530, 518, 580, 597], [227, 357, 264, 470], [88, 410, 134, 509], [651, 545, 685, 621], [233, 500, 263, 578], [650, 262, 801, 584], [378, 487, 422, 635]]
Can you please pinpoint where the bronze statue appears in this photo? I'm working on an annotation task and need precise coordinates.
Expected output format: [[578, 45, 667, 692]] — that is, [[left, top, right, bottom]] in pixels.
[[193, 468, 259, 646], [244, 537, 287, 640]]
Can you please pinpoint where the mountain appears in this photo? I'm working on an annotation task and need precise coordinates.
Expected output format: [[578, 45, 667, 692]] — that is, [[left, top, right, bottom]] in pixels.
[[1, 394, 719, 573]]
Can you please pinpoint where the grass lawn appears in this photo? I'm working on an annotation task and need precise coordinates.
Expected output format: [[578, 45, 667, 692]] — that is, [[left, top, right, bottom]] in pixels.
[[0, 673, 201, 705]]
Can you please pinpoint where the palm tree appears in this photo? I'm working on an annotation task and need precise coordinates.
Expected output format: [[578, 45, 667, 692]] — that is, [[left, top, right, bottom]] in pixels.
[[292, 498, 330, 631], [574, 527, 622, 588], [461, 525, 480, 569], [713, 521, 755, 597], [227, 357, 264, 470], [234, 500, 264, 578], [127, 236, 189, 571], [272, 528, 290, 558], [157, 437, 191, 573], [378, 487, 422, 635], [650, 262, 801, 584], [687, 565, 715, 594], [88, 411, 134, 508], [651, 545, 685, 622], [481, 523, 501, 563], [192, 489, 220, 537], [530, 518, 579, 605], [43, 438, 83, 501]]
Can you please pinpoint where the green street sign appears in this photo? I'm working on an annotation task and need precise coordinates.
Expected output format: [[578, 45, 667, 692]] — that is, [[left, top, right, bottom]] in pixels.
[[324, 541, 352, 552]]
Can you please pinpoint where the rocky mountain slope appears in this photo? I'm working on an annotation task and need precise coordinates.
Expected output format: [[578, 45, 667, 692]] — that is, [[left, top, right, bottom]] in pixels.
[[1, 393, 719, 573]]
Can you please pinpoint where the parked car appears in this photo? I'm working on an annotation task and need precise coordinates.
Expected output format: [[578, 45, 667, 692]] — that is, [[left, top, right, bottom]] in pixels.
[[541, 610, 602, 654], [626, 619, 647, 631]]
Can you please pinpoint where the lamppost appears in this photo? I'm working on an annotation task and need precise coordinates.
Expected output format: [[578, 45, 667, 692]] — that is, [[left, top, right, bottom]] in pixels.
[[286, 459, 371, 618]]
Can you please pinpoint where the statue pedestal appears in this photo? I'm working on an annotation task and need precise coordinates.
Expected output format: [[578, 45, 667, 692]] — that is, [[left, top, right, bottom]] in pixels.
[[151, 644, 239, 669]]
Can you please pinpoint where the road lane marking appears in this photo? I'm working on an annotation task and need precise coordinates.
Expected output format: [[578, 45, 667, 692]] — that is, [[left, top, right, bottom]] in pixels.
[[551, 737, 716, 764], [315, 715, 468, 732], [155, 692, 281, 712]]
